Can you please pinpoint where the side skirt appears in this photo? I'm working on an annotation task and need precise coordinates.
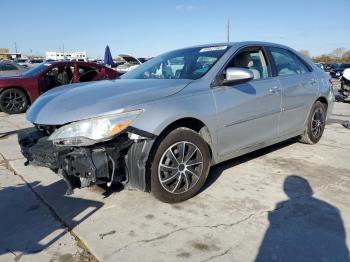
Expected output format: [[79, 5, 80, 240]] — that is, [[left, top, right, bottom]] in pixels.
[[214, 130, 303, 165]]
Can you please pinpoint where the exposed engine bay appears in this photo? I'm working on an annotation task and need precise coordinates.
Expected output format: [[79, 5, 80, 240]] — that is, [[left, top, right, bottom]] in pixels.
[[338, 68, 350, 102], [18, 126, 155, 195]]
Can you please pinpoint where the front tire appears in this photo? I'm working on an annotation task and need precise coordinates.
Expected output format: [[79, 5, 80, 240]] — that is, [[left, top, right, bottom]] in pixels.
[[150, 127, 210, 203], [299, 101, 326, 144], [0, 88, 29, 114]]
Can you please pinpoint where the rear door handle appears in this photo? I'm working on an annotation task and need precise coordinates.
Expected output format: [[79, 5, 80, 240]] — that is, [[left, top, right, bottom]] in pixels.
[[269, 86, 281, 94]]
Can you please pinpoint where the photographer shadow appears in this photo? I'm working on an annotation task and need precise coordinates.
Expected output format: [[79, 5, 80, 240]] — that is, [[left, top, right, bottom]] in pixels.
[[255, 175, 349, 261]]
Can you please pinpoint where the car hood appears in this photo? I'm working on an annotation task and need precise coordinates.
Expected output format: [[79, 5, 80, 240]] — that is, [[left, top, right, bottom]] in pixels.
[[26, 79, 192, 125]]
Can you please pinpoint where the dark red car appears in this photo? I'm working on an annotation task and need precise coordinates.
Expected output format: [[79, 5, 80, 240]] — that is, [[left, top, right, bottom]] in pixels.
[[0, 61, 119, 114]]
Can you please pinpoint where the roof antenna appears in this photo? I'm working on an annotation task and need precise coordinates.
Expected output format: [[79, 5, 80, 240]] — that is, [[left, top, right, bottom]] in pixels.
[[227, 17, 230, 43]]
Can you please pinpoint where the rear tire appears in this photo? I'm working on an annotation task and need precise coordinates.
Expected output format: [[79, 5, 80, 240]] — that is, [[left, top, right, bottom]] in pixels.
[[298, 101, 326, 144], [0, 88, 29, 114], [150, 127, 210, 203]]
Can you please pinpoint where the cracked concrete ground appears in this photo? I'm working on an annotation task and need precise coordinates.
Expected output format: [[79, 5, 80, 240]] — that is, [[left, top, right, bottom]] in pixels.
[[0, 100, 350, 261], [0, 155, 96, 262]]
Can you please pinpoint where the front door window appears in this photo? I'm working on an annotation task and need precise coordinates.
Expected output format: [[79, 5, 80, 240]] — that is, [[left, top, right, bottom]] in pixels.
[[226, 50, 270, 80], [40, 65, 74, 92]]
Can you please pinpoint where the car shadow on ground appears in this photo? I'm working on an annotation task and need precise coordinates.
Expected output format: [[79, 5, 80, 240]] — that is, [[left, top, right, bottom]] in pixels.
[[202, 139, 296, 192], [0, 179, 103, 257], [255, 175, 350, 261]]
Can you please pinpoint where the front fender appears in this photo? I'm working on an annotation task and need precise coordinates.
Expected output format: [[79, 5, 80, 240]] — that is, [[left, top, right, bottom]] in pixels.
[[130, 90, 220, 162]]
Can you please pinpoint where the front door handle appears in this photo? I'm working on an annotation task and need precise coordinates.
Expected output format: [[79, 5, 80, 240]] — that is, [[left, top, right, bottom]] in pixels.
[[269, 86, 281, 94]]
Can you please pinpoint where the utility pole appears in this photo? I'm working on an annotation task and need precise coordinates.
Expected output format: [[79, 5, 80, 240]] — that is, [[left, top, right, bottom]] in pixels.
[[14, 42, 18, 53], [62, 43, 65, 59], [227, 17, 230, 42]]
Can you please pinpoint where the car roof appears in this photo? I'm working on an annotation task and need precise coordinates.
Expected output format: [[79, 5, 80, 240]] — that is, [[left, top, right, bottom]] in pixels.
[[170, 41, 297, 53]]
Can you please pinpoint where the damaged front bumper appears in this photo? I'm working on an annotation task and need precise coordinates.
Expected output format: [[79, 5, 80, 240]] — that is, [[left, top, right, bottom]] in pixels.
[[18, 127, 155, 195]]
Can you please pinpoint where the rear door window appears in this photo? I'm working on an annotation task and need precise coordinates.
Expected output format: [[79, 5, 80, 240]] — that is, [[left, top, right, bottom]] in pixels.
[[270, 47, 310, 76]]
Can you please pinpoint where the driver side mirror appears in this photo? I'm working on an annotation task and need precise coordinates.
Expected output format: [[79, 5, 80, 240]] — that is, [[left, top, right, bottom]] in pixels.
[[223, 67, 254, 85]]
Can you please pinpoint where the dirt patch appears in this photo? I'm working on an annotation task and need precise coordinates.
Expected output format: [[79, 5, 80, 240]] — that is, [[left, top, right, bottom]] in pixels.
[[172, 204, 183, 210], [99, 230, 116, 239], [266, 157, 350, 179], [145, 214, 155, 220], [177, 251, 191, 258], [192, 242, 220, 252]]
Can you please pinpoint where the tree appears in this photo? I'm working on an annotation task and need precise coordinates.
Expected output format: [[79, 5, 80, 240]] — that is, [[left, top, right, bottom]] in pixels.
[[342, 51, 350, 63], [331, 47, 346, 62], [299, 49, 311, 58], [312, 48, 350, 63], [313, 54, 332, 63]]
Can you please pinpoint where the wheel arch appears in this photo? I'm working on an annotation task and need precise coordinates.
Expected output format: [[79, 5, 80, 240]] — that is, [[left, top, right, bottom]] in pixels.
[[315, 96, 329, 119], [155, 117, 214, 159], [316, 96, 328, 108]]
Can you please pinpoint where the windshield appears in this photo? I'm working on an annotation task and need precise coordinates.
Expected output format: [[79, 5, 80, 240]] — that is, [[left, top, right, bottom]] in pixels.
[[121, 45, 228, 80], [22, 63, 51, 77]]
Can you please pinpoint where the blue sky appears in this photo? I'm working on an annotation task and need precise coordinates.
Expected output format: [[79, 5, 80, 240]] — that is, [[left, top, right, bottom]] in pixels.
[[2, 0, 349, 58]]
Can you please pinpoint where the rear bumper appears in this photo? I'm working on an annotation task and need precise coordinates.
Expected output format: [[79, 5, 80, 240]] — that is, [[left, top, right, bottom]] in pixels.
[[18, 128, 155, 194]]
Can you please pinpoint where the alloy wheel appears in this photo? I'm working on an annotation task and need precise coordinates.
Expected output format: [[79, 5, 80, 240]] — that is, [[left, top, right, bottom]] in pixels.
[[158, 141, 203, 194], [311, 108, 324, 138], [0, 90, 26, 113]]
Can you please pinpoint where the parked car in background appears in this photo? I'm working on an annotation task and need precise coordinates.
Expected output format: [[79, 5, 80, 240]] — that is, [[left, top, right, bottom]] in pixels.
[[0, 61, 28, 76], [16, 58, 31, 67], [315, 63, 324, 70], [28, 59, 45, 67], [138, 57, 153, 63], [324, 63, 337, 72], [0, 61, 119, 114], [19, 42, 333, 203], [338, 68, 350, 102], [112, 60, 125, 67], [116, 54, 142, 73], [330, 63, 350, 78]]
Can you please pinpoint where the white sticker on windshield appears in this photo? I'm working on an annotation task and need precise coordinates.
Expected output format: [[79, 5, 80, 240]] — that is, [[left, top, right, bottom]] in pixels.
[[199, 46, 227, 53]]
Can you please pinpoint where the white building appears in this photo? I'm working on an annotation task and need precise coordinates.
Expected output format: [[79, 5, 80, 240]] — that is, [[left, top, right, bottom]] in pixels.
[[45, 51, 87, 61]]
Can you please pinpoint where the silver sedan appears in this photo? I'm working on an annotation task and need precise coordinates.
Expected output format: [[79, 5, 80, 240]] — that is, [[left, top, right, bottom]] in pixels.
[[21, 41, 334, 203]]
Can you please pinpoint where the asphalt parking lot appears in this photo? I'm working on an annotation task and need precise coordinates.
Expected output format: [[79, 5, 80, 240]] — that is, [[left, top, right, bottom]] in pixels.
[[0, 97, 350, 261]]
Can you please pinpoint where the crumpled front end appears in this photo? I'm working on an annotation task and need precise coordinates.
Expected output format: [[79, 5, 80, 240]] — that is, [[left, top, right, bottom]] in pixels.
[[18, 126, 155, 195]]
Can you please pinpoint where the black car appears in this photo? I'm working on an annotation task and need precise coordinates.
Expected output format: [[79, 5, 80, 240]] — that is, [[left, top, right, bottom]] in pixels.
[[330, 63, 350, 78], [324, 63, 337, 72]]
